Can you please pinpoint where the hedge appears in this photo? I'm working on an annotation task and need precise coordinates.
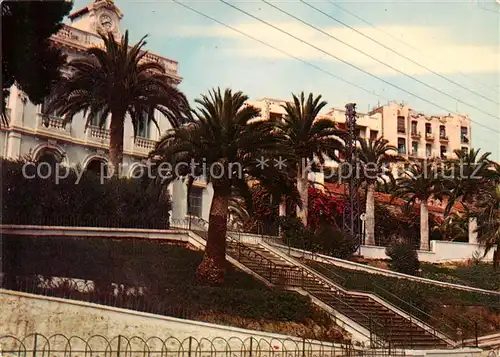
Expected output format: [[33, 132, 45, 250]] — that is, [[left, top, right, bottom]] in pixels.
[[1, 159, 171, 228]]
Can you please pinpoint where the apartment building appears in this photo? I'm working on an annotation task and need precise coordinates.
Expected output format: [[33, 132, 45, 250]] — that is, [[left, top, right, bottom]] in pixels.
[[368, 101, 472, 159], [1, 0, 213, 222]]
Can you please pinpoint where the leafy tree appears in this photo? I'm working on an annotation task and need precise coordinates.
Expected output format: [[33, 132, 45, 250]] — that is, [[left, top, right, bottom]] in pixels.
[[152, 88, 293, 284], [392, 160, 443, 250], [278, 92, 343, 225], [46, 31, 190, 174], [1, 0, 72, 126], [357, 137, 397, 245]]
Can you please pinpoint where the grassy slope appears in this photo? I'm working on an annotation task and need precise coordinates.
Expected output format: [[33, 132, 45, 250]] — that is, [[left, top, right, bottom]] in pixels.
[[352, 257, 500, 292], [2, 235, 346, 342]]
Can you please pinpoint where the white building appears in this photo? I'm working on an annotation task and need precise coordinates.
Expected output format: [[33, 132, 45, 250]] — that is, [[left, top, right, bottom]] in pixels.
[[0, 0, 213, 223]]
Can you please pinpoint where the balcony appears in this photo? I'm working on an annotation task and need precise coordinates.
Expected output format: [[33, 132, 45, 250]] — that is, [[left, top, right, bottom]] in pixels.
[[86, 125, 110, 147], [52, 25, 180, 80], [411, 131, 421, 139], [37, 114, 71, 138], [425, 133, 434, 141], [439, 135, 449, 142], [397, 127, 406, 134], [461, 135, 469, 144], [134, 136, 156, 156]]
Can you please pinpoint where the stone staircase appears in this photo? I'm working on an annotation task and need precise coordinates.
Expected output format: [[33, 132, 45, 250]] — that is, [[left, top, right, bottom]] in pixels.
[[223, 239, 451, 349]]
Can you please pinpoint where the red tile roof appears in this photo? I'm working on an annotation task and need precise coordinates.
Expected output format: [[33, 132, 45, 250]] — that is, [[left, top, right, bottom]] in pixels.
[[323, 182, 464, 214]]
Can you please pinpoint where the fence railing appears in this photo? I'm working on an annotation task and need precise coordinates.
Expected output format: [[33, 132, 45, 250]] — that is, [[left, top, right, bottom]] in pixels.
[[264, 238, 499, 347], [305, 261, 472, 346], [1, 215, 170, 230], [0, 333, 397, 357], [224, 239, 408, 350]]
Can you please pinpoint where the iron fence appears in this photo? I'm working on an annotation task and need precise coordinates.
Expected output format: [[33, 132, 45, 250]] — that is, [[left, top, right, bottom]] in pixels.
[[0, 333, 403, 357], [2, 214, 170, 230], [2, 275, 194, 321]]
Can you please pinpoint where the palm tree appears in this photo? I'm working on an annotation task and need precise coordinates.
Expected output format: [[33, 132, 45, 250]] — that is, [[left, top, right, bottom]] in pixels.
[[439, 211, 469, 242], [473, 183, 500, 269], [392, 160, 443, 250], [152, 88, 292, 284], [442, 148, 492, 213], [46, 30, 190, 175], [278, 92, 343, 225], [357, 137, 397, 246]]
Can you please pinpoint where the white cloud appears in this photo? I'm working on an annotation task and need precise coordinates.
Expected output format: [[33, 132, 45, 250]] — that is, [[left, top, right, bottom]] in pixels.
[[175, 23, 499, 76]]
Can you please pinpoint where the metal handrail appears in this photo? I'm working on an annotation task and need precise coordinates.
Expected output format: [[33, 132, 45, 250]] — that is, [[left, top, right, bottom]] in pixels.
[[309, 261, 456, 343], [307, 260, 491, 344], [226, 233, 393, 348]]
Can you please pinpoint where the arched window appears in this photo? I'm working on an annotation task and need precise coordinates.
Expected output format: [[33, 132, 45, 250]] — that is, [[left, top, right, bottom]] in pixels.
[[86, 158, 108, 177], [35, 148, 64, 177]]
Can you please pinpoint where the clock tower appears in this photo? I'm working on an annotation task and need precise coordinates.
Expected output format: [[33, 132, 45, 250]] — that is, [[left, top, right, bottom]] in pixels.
[[68, 0, 123, 39]]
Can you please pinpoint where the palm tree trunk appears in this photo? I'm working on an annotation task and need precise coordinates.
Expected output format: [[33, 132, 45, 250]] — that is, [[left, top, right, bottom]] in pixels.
[[420, 201, 429, 250], [196, 186, 229, 285], [365, 184, 376, 246], [296, 169, 309, 226], [109, 113, 125, 177]]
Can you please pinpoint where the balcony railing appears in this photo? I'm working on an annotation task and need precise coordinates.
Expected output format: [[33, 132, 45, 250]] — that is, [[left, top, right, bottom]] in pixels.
[[461, 135, 469, 144], [88, 125, 110, 142], [411, 131, 421, 139], [40, 115, 66, 130], [439, 135, 449, 142], [52, 25, 179, 76], [134, 136, 156, 154], [37, 114, 71, 136], [425, 133, 434, 141]]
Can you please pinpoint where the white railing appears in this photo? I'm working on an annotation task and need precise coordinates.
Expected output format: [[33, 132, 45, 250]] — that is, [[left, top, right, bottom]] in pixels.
[[134, 136, 156, 153], [39, 115, 66, 130], [53, 25, 179, 76], [52, 24, 101, 47], [88, 125, 110, 141]]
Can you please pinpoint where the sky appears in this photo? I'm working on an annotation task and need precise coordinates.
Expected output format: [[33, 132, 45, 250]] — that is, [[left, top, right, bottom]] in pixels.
[[71, 0, 500, 160]]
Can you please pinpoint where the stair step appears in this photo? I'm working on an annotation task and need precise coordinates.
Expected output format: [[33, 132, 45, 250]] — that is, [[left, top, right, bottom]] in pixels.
[[228, 242, 450, 348]]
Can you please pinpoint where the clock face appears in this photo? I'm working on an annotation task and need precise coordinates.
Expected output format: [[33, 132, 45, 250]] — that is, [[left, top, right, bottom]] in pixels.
[[100, 14, 113, 30]]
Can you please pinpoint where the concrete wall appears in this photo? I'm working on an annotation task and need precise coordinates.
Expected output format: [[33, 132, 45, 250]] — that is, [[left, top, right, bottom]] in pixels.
[[359, 240, 496, 263], [0, 290, 344, 354]]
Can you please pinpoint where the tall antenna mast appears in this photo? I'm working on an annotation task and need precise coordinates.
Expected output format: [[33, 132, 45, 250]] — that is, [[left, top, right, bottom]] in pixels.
[[343, 103, 362, 253]]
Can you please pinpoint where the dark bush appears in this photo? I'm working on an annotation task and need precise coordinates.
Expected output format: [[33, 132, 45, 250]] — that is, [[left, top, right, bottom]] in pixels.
[[277, 216, 357, 259], [386, 241, 420, 275], [1, 158, 171, 228], [314, 225, 358, 259]]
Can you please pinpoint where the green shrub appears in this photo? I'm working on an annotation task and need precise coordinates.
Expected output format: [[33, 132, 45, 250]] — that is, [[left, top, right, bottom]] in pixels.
[[277, 216, 357, 259], [386, 241, 420, 275], [1, 158, 171, 228], [313, 224, 358, 259]]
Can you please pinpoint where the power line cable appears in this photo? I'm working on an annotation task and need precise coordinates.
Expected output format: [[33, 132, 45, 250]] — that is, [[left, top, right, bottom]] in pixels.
[[170, 0, 393, 103], [219, 0, 500, 134], [259, 0, 500, 121], [170, 0, 498, 148], [300, 0, 499, 105], [326, 0, 499, 95]]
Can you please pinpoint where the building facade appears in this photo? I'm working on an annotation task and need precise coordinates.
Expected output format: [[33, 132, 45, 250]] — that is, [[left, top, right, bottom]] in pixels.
[[367, 102, 472, 159], [0, 0, 212, 223]]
